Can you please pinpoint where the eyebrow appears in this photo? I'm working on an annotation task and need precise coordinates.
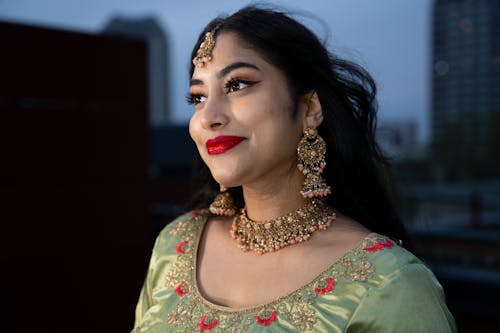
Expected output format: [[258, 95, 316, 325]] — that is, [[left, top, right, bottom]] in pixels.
[[189, 61, 260, 87]]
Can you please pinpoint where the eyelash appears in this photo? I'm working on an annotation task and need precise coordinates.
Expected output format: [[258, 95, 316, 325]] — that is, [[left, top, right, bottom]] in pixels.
[[186, 78, 259, 106], [224, 78, 258, 93], [186, 93, 203, 105]]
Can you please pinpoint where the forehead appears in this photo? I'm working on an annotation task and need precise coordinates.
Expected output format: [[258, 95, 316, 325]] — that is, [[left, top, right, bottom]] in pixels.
[[192, 32, 268, 77]]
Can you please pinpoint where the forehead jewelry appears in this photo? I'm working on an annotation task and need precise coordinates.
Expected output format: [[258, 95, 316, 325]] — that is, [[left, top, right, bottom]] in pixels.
[[192, 26, 219, 67]]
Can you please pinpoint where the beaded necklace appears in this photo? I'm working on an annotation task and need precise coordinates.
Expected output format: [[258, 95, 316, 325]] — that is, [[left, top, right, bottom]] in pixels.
[[230, 199, 336, 255]]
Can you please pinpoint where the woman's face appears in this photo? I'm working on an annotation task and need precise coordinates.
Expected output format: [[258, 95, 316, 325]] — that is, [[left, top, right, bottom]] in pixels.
[[188, 32, 304, 188]]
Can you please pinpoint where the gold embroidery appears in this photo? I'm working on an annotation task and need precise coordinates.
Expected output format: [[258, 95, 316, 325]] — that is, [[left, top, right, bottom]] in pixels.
[[164, 259, 192, 289], [164, 269, 180, 289], [151, 214, 391, 332], [163, 216, 201, 289], [291, 303, 317, 331], [169, 217, 198, 237], [339, 256, 375, 281], [167, 306, 190, 326], [347, 260, 375, 281]]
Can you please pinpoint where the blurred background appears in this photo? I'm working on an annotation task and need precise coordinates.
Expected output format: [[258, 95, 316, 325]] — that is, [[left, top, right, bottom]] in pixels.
[[0, 0, 498, 332]]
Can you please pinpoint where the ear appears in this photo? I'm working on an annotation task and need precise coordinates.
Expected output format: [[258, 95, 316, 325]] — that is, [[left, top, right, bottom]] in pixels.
[[300, 91, 324, 129]]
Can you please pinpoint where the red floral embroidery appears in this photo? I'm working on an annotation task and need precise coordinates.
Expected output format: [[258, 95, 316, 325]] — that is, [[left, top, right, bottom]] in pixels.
[[314, 276, 335, 294], [255, 310, 277, 326], [175, 240, 189, 254], [175, 280, 188, 296], [189, 210, 197, 217], [363, 240, 394, 252], [199, 315, 218, 331]]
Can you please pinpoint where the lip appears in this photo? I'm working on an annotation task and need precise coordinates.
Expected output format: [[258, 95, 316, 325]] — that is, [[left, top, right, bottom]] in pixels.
[[205, 135, 246, 155]]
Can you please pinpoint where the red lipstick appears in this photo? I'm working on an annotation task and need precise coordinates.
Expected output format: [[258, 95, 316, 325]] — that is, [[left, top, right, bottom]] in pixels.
[[206, 135, 246, 155]]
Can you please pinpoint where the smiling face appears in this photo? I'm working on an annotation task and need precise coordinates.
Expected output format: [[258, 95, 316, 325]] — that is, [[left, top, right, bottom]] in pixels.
[[188, 32, 305, 189]]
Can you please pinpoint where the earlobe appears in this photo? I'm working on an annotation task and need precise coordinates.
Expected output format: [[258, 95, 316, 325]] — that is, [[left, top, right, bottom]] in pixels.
[[303, 91, 324, 129]]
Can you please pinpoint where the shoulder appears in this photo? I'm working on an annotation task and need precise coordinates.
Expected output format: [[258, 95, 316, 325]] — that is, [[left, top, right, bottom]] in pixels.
[[144, 210, 208, 295], [346, 233, 457, 332], [362, 233, 422, 274], [156, 210, 208, 242], [360, 233, 441, 289], [151, 210, 208, 259]]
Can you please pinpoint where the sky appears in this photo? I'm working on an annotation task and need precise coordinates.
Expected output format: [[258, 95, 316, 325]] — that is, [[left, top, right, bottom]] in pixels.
[[0, 0, 433, 141]]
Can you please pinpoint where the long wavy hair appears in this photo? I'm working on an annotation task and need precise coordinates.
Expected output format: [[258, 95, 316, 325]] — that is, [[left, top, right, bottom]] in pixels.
[[186, 5, 411, 249]]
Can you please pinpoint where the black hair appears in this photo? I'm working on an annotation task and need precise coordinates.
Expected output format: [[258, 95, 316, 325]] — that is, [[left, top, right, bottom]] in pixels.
[[186, 5, 411, 249]]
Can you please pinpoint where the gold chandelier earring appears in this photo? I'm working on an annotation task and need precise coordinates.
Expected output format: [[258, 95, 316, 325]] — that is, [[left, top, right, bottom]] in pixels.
[[297, 127, 331, 198], [209, 185, 237, 216]]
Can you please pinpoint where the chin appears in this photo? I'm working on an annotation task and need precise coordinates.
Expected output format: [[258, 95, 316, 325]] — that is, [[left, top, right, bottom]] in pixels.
[[204, 156, 248, 187], [211, 174, 241, 188], [209, 167, 244, 188]]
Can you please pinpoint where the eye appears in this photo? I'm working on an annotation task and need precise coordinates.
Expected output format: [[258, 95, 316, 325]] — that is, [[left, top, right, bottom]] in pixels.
[[186, 93, 206, 105], [224, 78, 258, 93]]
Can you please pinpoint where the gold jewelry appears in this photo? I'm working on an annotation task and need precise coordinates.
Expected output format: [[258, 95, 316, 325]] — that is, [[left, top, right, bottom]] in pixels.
[[209, 185, 236, 216], [297, 127, 331, 198], [192, 26, 219, 67], [230, 199, 336, 255]]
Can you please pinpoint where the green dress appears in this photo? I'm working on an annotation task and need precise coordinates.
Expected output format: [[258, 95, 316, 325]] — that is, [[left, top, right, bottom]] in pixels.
[[132, 211, 456, 332]]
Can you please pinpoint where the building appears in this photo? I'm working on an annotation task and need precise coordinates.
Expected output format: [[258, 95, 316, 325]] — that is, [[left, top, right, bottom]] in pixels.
[[104, 17, 170, 126], [103, 18, 197, 234], [150, 125, 197, 234], [0, 21, 151, 332], [431, 0, 500, 144]]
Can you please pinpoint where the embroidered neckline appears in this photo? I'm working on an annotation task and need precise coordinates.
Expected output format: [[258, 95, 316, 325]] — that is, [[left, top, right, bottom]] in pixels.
[[189, 214, 379, 313], [151, 212, 394, 332]]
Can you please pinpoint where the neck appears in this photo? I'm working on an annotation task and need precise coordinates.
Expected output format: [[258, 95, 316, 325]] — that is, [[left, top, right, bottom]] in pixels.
[[242, 169, 305, 221]]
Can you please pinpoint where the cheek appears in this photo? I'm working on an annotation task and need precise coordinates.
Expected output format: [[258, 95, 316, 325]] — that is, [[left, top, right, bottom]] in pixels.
[[189, 114, 212, 166], [188, 114, 201, 145]]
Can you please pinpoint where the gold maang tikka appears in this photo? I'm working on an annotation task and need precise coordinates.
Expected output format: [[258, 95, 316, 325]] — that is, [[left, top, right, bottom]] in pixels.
[[192, 26, 220, 67]]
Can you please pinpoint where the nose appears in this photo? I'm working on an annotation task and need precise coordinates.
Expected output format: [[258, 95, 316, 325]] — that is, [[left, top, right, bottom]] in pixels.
[[200, 95, 230, 130]]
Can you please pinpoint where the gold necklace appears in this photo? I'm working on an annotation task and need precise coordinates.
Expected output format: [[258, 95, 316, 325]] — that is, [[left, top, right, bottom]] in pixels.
[[229, 199, 336, 255]]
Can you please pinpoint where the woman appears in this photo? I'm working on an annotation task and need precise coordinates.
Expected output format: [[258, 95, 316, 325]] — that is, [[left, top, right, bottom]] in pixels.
[[132, 6, 456, 332]]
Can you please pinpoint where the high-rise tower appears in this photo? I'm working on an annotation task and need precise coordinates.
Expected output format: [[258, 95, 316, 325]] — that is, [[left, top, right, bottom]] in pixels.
[[432, 0, 500, 145]]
